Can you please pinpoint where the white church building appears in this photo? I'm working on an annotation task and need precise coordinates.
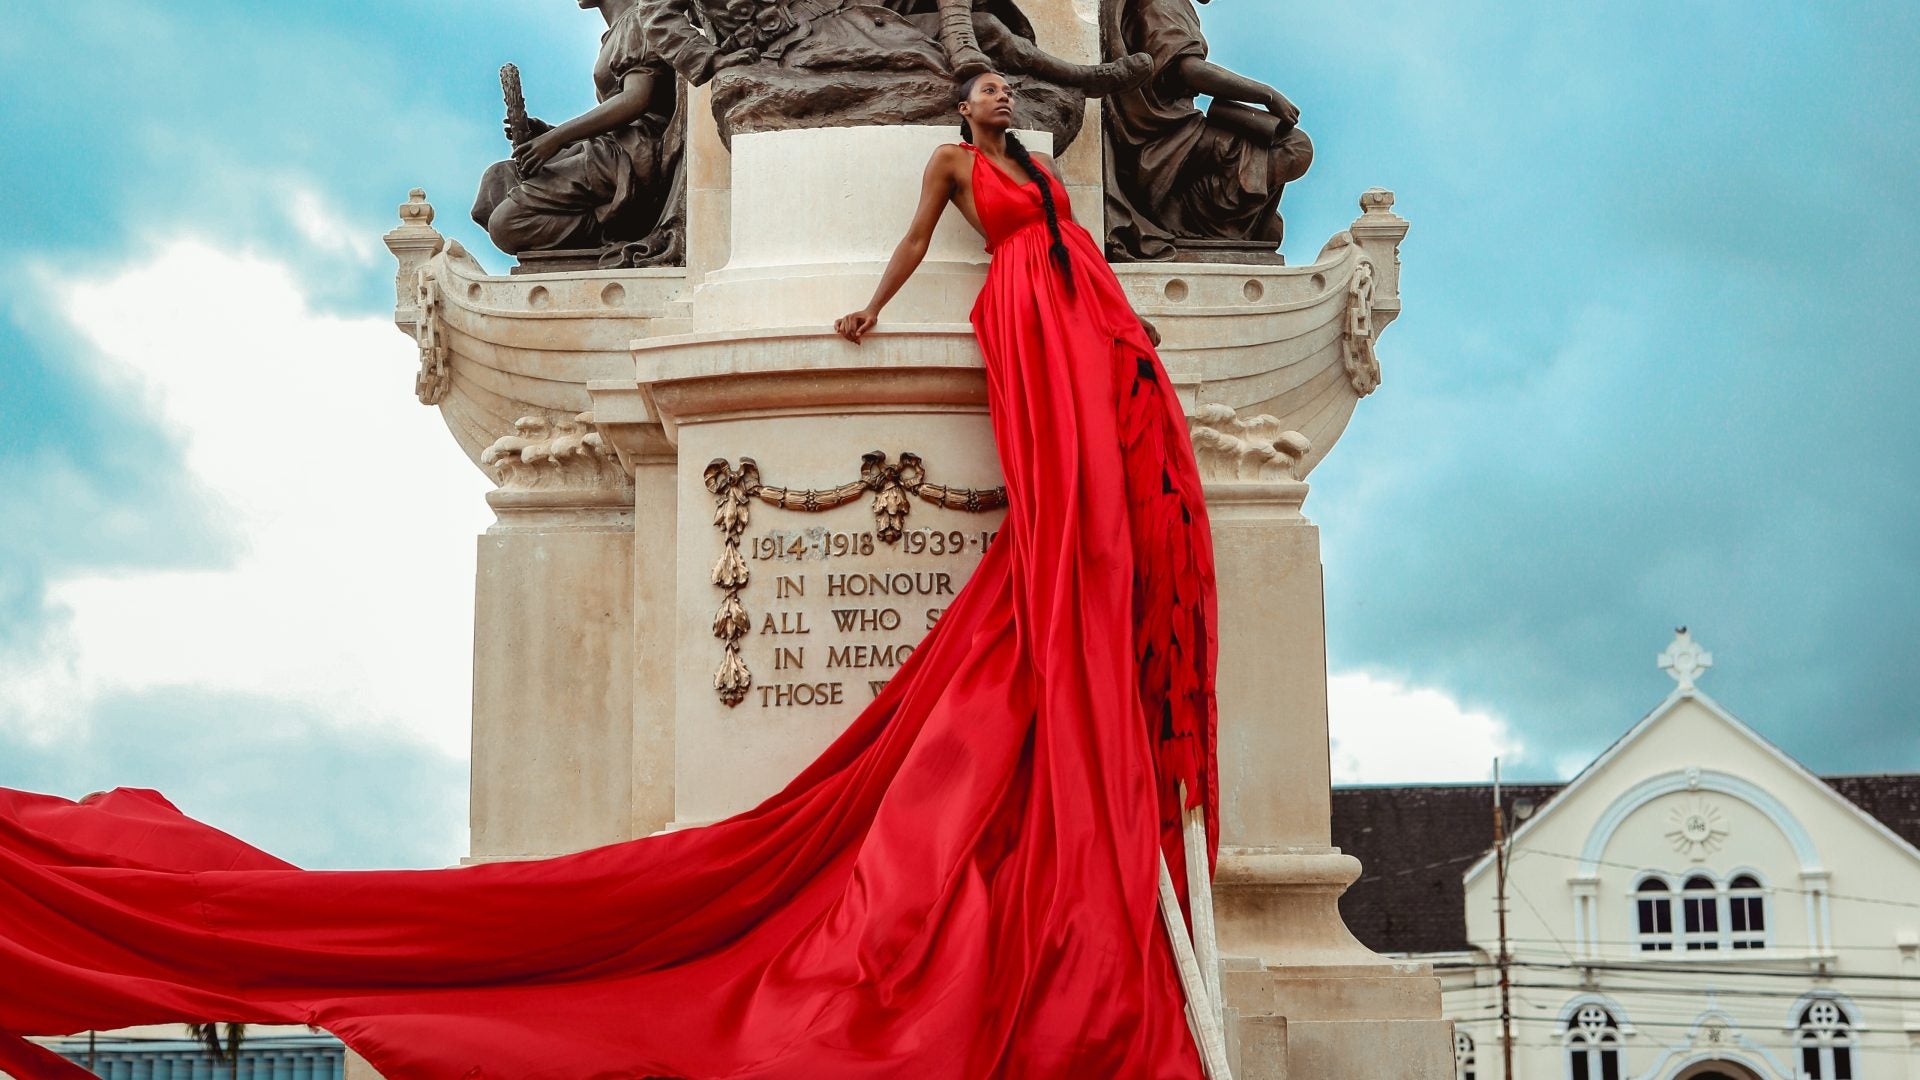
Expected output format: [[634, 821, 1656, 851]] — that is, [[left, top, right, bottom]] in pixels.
[[1333, 631, 1920, 1080]]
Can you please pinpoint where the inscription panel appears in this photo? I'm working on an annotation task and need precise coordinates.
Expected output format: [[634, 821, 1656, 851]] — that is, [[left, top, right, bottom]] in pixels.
[[739, 521, 999, 709], [702, 451, 1008, 714], [674, 425, 1011, 826]]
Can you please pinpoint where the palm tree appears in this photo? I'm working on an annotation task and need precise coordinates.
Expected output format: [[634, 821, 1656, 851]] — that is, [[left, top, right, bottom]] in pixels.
[[186, 1022, 247, 1080]]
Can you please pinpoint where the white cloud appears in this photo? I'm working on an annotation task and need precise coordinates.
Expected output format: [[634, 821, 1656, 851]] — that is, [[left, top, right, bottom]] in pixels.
[[2, 240, 491, 755], [288, 187, 379, 264], [1328, 669, 1522, 783]]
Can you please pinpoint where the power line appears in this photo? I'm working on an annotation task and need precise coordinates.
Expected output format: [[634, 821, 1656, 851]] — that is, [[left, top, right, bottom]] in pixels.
[[1514, 847, 1920, 912], [1350, 849, 1486, 885], [1346, 843, 1920, 912], [1474, 1012, 1920, 1056], [1439, 958, 1920, 983], [1491, 758, 1516, 1080], [1507, 877, 1578, 962], [1502, 981, 1920, 1008], [1512, 959, 1920, 983], [1443, 973, 1920, 1007], [1502, 936, 1900, 953]]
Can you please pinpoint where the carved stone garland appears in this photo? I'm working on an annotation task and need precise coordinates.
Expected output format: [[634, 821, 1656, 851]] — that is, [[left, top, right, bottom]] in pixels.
[[706, 459, 761, 707], [703, 451, 1008, 707], [1342, 260, 1381, 398]]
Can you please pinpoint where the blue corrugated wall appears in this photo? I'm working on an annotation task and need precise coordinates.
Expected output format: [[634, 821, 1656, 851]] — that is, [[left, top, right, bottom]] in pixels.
[[43, 1037, 345, 1080]]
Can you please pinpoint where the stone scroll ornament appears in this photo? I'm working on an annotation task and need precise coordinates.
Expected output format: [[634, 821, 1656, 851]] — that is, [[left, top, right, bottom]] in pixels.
[[703, 451, 1008, 707]]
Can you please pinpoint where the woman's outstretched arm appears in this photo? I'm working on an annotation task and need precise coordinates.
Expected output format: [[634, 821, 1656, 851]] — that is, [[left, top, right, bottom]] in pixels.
[[835, 145, 968, 344]]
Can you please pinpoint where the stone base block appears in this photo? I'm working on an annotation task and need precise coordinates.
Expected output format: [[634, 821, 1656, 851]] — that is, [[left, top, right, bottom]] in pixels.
[[1227, 1009, 1290, 1080], [1222, 956, 1453, 1080], [470, 507, 635, 860], [1208, 843, 1454, 1078], [1282, 1019, 1456, 1080]]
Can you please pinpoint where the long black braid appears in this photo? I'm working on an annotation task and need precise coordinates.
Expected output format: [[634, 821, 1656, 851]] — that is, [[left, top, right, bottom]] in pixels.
[[955, 75, 1073, 281]]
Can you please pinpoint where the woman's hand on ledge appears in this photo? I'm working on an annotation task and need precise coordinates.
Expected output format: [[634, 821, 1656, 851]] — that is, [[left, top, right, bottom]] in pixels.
[[835, 309, 879, 344]]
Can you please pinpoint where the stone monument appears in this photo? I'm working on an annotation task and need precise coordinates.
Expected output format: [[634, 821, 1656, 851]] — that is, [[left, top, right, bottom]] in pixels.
[[379, 0, 1446, 1075]]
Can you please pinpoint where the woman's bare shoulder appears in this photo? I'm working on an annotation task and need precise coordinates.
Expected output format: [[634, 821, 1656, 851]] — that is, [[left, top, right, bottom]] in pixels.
[[922, 143, 972, 182]]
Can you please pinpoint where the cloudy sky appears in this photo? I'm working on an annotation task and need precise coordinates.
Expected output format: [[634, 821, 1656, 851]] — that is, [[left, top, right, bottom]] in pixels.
[[2, 2, 1914, 868]]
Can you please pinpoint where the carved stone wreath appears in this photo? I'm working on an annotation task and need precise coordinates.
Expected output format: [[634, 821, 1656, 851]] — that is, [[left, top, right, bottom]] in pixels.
[[703, 451, 1008, 707]]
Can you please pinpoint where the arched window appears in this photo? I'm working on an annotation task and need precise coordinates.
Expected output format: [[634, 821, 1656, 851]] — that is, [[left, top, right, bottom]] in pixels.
[[1681, 874, 1720, 951], [1727, 874, 1767, 950], [1453, 1029, 1475, 1080], [1798, 999, 1854, 1079], [1565, 1004, 1622, 1080], [1635, 877, 1674, 951]]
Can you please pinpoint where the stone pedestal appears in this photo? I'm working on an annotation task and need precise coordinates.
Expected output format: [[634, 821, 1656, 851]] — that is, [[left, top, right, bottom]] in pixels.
[[387, 56, 1442, 1069], [1186, 419, 1452, 1079], [470, 489, 635, 858], [466, 424, 640, 859]]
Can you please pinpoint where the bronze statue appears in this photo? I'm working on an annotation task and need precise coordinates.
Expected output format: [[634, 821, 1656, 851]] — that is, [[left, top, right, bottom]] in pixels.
[[473, 0, 1157, 265], [699, 0, 1147, 94], [696, 0, 1150, 151], [470, 0, 755, 268], [1101, 0, 1313, 261], [934, 0, 1151, 94]]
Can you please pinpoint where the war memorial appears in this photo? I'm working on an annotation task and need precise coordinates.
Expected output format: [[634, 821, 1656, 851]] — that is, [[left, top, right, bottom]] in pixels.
[[373, 0, 1438, 1074]]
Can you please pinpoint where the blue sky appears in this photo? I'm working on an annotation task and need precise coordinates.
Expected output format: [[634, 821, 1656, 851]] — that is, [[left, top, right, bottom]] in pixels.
[[1, 2, 1915, 868]]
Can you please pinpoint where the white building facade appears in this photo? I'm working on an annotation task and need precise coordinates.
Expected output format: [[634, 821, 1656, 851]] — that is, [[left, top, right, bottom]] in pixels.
[[1446, 631, 1920, 1080]]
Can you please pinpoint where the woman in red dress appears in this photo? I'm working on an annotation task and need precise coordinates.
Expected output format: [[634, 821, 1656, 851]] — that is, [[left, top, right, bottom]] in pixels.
[[0, 73, 1218, 1079]]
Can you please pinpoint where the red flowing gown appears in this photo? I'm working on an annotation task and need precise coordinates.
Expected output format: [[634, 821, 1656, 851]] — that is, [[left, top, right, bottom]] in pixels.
[[0, 144, 1220, 1080]]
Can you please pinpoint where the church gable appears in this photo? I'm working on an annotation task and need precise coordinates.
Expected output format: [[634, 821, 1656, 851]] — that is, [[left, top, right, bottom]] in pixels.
[[1467, 632, 1920, 894], [1337, 632, 1920, 958], [1459, 630, 1920, 962]]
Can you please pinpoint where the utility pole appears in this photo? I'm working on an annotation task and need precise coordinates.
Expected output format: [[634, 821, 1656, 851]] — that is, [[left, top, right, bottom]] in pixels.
[[1493, 759, 1515, 1080]]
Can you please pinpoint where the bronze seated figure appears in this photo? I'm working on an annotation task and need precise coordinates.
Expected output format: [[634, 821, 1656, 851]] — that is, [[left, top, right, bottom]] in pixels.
[[1102, 0, 1313, 262], [473, 0, 1153, 268]]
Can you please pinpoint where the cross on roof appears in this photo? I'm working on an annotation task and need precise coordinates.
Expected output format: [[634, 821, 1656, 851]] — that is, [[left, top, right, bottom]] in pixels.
[[1658, 627, 1713, 691]]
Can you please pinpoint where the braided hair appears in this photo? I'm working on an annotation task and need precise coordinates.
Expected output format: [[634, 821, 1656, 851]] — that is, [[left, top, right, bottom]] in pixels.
[[954, 74, 1073, 281]]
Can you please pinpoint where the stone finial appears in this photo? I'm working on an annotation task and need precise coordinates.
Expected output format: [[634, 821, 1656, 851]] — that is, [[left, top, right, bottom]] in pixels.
[[1346, 187, 1408, 342], [384, 189, 442, 255], [384, 187, 446, 344], [1658, 627, 1714, 692], [1359, 188, 1395, 215], [397, 188, 435, 228], [1188, 405, 1310, 482]]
